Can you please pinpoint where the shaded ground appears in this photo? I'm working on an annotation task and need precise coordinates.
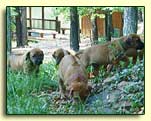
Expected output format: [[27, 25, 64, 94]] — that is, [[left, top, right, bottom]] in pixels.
[[12, 33, 91, 63], [87, 63, 144, 114], [44, 60, 144, 114]]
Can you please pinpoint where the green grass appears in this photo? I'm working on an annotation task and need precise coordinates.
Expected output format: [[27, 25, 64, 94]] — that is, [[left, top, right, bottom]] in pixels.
[[7, 58, 144, 114], [7, 61, 58, 114]]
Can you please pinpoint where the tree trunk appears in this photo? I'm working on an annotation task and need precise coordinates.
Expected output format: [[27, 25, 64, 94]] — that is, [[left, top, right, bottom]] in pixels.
[[70, 7, 79, 52], [91, 16, 98, 45], [21, 7, 28, 45], [105, 10, 112, 41], [16, 7, 23, 47], [138, 9, 143, 22], [123, 7, 138, 36], [16, 7, 27, 47], [7, 7, 12, 53]]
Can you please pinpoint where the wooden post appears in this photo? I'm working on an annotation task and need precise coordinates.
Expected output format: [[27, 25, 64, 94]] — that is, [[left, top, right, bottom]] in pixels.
[[56, 16, 58, 32], [57, 21, 61, 33], [42, 7, 44, 30], [29, 7, 32, 29]]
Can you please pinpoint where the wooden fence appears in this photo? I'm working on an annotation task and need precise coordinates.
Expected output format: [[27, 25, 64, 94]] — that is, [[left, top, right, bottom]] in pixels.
[[81, 11, 123, 37], [26, 7, 60, 32]]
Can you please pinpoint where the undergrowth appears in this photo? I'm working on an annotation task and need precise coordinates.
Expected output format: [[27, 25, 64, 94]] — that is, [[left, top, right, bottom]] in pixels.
[[7, 58, 144, 114]]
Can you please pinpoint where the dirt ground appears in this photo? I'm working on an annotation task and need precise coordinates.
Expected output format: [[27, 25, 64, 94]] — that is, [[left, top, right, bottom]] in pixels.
[[12, 32, 91, 63]]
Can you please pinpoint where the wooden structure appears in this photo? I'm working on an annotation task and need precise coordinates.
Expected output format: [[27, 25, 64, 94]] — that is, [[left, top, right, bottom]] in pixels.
[[60, 28, 70, 34], [28, 29, 57, 39], [112, 11, 123, 36], [81, 11, 123, 37], [81, 16, 91, 37], [26, 7, 60, 33]]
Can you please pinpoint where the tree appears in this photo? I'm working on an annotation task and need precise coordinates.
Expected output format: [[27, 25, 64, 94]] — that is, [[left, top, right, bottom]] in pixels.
[[78, 7, 101, 45], [55, 7, 103, 46], [105, 9, 112, 41], [70, 7, 79, 52], [91, 15, 98, 44], [15, 7, 27, 47], [138, 8, 143, 22], [123, 7, 138, 36], [7, 7, 12, 53]]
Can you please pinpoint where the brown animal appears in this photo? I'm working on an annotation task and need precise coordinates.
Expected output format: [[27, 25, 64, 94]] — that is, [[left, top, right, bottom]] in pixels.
[[76, 34, 144, 77], [52, 48, 91, 100], [52, 48, 71, 65], [107, 35, 144, 72], [7, 48, 44, 74], [114, 34, 144, 64], [106, 48, 138, 72]]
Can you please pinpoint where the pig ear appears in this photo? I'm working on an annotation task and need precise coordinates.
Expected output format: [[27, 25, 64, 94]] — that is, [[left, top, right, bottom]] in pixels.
[[41, 51, 44, 57], [125, 37, 132, 46], [25, 51, 30, 60], [56, 55, 63, 65], [52, 51, 56, 58], [69, 88, 73, 97], [88, 85, 92, 92], [63, 49, 70, 55], [66, 50, 71, 55]]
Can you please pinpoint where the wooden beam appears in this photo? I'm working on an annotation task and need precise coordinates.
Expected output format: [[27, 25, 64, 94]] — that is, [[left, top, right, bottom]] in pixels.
[[29, 7, 32, 29], [55, 16, 58, 32], [42, 7, 44, 30]]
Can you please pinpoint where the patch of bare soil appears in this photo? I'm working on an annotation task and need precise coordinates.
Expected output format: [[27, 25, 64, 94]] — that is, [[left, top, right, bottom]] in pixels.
[[12, 33, 91, 63]]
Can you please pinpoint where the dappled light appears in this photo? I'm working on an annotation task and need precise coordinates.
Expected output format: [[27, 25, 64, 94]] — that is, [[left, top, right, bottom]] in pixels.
[[7, 6, 144, 114]]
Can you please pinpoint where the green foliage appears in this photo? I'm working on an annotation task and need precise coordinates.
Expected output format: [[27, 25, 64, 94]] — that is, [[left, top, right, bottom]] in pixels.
[[10, 7, 18, 16], [111, 60, 144, 114], [54, 7, 124, 22], [10, 7, 18, 32], [78, 7, 102, 16], [98, 37, 106, 44], [138, 7, 144, 11], [7, 57, 144, 114], [53, 7, 70, 21], [107, 7, 124, 13], [112, 28, 121, 37], [7, 62, 58, 114]]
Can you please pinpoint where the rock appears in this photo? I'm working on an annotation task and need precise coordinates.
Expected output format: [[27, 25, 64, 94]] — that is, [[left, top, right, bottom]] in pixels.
[[103, 76, 116, 85], [113, 101, 131, 110], [118, 81, 128, 87], [91, 83, 103, 93], [107, 90, 121, 103]]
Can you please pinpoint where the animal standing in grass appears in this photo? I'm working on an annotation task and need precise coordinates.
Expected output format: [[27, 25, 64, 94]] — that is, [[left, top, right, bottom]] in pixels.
[[52, 48, 91, 101], [75, 34, 144, 77], [8, 48, 44, 74]]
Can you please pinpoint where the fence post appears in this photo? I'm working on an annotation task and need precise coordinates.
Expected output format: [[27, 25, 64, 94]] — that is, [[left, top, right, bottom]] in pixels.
[[56, 16, 58, 32], [42, 7, 44, 30]]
